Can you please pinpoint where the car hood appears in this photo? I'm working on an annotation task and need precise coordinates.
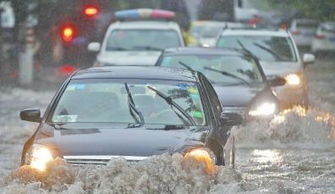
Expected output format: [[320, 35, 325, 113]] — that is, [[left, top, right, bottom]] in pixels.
[[214, 84, 266, 107], [97, 51, 161, 66], [259, 61, 302, 76], [37, 125, 206, 157]]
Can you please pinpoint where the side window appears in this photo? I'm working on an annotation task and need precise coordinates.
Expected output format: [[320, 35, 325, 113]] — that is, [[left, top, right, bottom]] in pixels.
[[199, 74, 222, 121]]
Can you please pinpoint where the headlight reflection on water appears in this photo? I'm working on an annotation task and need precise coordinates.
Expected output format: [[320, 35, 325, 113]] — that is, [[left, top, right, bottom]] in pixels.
[[251, 149, 283, 164]]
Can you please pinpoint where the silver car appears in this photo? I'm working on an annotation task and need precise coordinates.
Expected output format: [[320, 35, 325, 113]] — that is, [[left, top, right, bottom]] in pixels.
[[216, 28, 315, 109]]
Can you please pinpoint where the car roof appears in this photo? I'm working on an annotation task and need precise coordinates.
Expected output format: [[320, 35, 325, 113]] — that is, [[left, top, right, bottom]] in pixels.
[[72, 66, 196, 82], [163, 47, 247, 56], [109, 21, 180, 31], [220, 28, 289, 37]]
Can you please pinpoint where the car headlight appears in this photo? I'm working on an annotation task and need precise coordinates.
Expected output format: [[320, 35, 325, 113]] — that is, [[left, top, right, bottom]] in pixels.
[[248, 101, 278, 117], [285, 74, 301, 86], [184, 147, 216, 165], [26, 144, 54, 171]]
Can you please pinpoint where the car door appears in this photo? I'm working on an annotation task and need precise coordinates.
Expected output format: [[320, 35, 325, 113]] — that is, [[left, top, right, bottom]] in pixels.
[[198, 73, 229, 144]]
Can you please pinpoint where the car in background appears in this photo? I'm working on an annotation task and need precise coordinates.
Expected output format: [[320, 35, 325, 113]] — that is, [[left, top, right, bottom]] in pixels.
[[216, 28, 315, 109], [20, 66, 240, 172], [156, 47, 284, 120], [88, 9, 185, 66], [311, 22, 335, 55], [290, 19, 319, 49], [190, 21, 246, 47]]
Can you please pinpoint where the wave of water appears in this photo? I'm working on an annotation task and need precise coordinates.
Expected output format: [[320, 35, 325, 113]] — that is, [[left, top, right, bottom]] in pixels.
[[0, 154, 242, 194]]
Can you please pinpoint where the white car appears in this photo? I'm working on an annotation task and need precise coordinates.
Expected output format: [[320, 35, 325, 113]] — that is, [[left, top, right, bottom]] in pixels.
[[191, 21, 245, 47], [290, 19, 319, 48], [216, 28, 315, 109], [311, 22, 335, 54], [88, 9, 184, 66]]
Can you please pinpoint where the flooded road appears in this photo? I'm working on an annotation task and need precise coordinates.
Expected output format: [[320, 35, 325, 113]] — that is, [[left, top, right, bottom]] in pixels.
[[0, 58, 334, 193]]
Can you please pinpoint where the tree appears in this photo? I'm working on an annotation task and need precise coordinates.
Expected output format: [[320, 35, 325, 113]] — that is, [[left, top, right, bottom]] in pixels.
[[269, 0, 335, 21]]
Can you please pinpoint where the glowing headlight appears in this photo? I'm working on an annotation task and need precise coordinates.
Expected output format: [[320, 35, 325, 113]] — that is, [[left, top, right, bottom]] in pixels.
[[285, 74, 301, 86], [184, 147, 216, 165], [249, 102, 277, 117], [28, 144, 53, 171]]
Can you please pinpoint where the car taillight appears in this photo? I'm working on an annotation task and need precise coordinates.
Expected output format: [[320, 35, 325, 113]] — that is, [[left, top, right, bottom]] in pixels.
[[83, 5, 99, 17], [60, 24, 77, 42], [291, 30, 301, 35], [314, 34, 325, 39]]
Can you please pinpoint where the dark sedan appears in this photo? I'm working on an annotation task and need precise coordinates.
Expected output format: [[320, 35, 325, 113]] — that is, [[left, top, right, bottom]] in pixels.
[[20, 66, 239, 172], [156, 47, 286, 120]]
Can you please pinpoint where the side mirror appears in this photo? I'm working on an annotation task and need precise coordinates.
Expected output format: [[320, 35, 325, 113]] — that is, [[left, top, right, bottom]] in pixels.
[[220, 112, 243, 126], [88, 42, 101, 52], [303, 53, 315, 66], [268, 76, 286, 87], [20, 109, 41, 123]]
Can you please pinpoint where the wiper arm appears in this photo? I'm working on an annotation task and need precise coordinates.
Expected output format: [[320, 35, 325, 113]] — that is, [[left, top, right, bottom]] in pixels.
[[147, 86, 196, 126], [134, 46, 163, 51], [253, 43, 284, 61], [124, 83, 145, 126], [178, 61, 196, 72], [107, 46, 128, 51], [237, 40, 259, 59], [204, 66, 250, 85]]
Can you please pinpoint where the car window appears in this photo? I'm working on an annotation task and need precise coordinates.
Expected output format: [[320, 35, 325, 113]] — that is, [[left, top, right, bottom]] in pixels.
[[51, 79, 205, 126], [160, 54, 264, 85], [320, 23, 335, 33], [106, 29, 181, 51], [217, 35, 297, 62]]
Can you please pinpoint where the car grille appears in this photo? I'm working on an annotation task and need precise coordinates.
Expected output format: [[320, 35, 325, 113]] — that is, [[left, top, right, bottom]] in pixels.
[[63, 155, 148, 166]]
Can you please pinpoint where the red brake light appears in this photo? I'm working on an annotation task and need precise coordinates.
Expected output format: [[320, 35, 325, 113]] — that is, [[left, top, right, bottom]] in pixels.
[[60, 24, 77, 42], [315, 34, 325, 39], [84, 5, 99, 17]]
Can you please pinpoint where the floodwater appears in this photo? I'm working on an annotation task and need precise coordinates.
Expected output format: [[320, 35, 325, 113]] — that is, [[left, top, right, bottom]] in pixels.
[[0, 59, 334, 193]]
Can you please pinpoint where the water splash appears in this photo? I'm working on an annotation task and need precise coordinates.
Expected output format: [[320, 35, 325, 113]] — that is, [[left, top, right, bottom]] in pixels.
[[234, 106, 335, 149], [0, 154, 242, 194]]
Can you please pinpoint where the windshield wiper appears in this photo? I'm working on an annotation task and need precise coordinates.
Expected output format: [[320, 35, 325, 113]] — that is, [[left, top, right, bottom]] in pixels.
[[124, 83, 145, 127], [147, 86, 196, 126], [253, 43, 285, 61], [178, 61, 196, 72], [236, 40, 259, 59], [134, 46, 163, 51], [107, 46, 128, 51], [204, 66, 250, 85]]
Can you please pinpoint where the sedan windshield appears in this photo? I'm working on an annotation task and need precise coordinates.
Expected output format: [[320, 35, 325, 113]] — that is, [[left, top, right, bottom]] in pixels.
[[51, 79, 205, 126], [217, 36, 297, 62], [106, 29, 181, 51], [160, 55, 264, 85]]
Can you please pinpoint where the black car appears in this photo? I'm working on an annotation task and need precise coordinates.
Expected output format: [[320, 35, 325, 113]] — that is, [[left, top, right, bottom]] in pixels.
[[156, 47, 286, 120], [20, 66, 240, 172]]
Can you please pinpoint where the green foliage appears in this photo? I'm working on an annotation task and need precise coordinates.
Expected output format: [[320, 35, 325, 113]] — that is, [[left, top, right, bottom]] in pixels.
[[270, 0, 335, 21]]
